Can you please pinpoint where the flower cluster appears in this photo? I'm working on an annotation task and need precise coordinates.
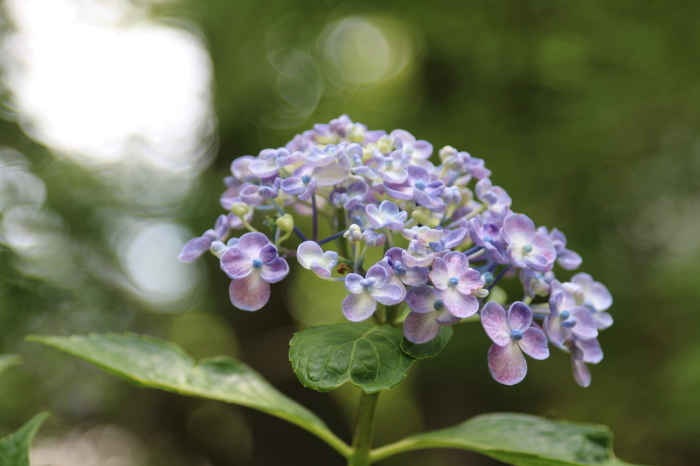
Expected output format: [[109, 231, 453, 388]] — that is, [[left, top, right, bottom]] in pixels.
[[180, 115, 614, 387]]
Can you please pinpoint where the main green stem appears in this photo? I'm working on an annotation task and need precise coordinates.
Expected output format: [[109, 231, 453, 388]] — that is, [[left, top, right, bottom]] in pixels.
[[348, 391, 380, 466]]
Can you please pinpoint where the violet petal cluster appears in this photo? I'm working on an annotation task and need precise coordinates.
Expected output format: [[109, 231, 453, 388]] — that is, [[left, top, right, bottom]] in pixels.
[[179, 115, 615, 387]]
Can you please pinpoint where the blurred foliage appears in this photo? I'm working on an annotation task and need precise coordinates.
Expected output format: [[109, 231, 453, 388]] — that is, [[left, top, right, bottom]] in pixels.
[[1, 0, 700, 465]]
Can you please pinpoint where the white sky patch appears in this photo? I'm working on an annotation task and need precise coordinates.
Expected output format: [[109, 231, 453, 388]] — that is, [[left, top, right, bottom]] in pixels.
[[1, 0, 214, 179]]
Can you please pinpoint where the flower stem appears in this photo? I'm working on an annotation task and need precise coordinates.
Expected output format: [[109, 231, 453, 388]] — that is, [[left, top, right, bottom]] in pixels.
[[312, 194, 319, 242], [348, 391, 380, 466]]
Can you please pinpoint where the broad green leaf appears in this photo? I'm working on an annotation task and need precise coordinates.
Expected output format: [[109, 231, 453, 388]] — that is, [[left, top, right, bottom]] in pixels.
[[289, 322, 413, 393], [0, 355, 21, 376], [27, 333, 350, 457], [400, 326, 453, 359], [0, 412, 49, 466], [371, 413, 648, 466]]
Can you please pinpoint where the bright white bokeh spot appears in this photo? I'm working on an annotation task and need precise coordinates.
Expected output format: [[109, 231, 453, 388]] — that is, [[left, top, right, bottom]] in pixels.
[[319, 16, 413, 89], [1, 0, 214, 179], [116, 220, 202, 309]]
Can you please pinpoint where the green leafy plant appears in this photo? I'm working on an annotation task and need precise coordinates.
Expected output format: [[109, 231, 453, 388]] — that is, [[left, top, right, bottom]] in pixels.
[[24, 117, 644, 465]]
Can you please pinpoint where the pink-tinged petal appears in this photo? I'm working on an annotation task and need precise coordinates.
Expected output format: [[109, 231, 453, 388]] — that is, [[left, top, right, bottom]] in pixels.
[[383, 182, 414, 201], [570, 307, 598, 340], [371, 283, 404, 306], [384, 247, 404, 263], [366, 264, 389, 284], [379, 167, 408, 184], [455, 269, 485, 294], [524, 252, 552, 272], [443, 251, 471, 276], [502, 213, 535, 245], [344, 273, 365, 294], [280, 177, 306, 195], [507, 302, 533, 332], [237, 232, 271, 257], [310, 262, 332, 279], [365, 204, 384, 228], [435, 308, 461, 325], [412, 140, 433, 159], [442, 228, 468, 249], [572, 359, 591, 387], [506, 244, 528, 268], [314, 161, 349, 186], [577, 337, 603, 364], [260, 257, 289, 283], [531, 232, 557, 262], [259, 243, 279, 263], [429, 257, 450, 289], [296, 241, 322, 269], [488, 341, 527, 385], [557, 249, 582, 270], [229, 273, 270, 311], [342, 292, 376, 322], [402, 251, 434, 268], [481, 301, 511, 346], [406, 285, 439, 313], [404, 311, 441, 344], [407, 164, 431, 183], [220, 247, 253, 279], [442, 287, 478, 318], [179, 233, 215, 262], [518, 327, 549, 360], [402, 266, 430, 286], [543, 315, 567, 345], [591, 282, 613, 311], [594, 311, 613, 330]]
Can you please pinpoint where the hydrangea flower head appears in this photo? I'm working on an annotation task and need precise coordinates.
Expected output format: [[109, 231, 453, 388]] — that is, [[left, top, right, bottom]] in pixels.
[[179, 115, 616, 388]]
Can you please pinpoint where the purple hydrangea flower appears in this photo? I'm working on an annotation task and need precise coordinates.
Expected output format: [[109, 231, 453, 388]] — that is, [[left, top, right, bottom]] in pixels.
[[571, 273, 613, 329], [404, 285, 460, 343], [329, 180, 368, 210], [362, 230, 386, 247], [467, 218, 509, 264], [373, 149, 411, 183], [220, 232, 289, 311], [382, 247, 429, 286], [538, 226, 582, 270], [384, 165, 445, 207], [519, 268, 551, 298], [564, 336, 604, 387], [501, 214, 556, 272], [296, 241, 339, 279], [390, 129, 433, 166], [475, 179, 512, 214], [248, 149, 285, 179], [179, 214, 231, 262], [342, 264, 404, 322], [544, 285, 598, 345], [429, 251, 484, 318], [366, 200, 408, 231], [481, 301, 549, 385], [399, 226, 444, 266]]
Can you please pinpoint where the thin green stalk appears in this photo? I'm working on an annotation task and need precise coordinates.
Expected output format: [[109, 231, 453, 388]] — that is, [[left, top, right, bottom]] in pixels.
[[369, 437, 420, 462], [348, 391, 380, 466]]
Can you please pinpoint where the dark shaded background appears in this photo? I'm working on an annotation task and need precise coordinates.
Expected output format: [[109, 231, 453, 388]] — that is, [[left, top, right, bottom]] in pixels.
[[1, 1, 699, 465]]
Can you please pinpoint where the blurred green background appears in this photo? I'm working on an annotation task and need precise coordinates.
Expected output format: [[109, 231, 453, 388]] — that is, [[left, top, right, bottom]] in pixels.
[[1, 0, 698, 465]]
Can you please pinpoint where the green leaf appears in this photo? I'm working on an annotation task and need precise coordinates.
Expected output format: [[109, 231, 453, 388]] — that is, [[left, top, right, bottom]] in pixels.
[[27, 333, 350, 457], [0, 412, 50, 466], [289, 322, 414, 393], [400, 326, 453, 359], [371, 413, 649, 466], [0, 355, 21, 376]]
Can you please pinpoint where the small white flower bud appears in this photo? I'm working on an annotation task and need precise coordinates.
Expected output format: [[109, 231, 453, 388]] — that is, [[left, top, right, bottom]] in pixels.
[[343, 224, 363, 244]]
